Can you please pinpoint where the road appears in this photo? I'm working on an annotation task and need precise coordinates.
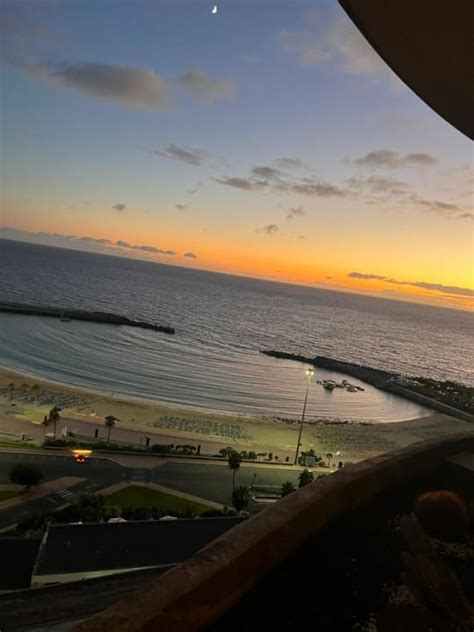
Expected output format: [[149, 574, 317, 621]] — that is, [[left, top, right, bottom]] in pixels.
[[0, 451, 303, 527], [0, 452, 126, 528]]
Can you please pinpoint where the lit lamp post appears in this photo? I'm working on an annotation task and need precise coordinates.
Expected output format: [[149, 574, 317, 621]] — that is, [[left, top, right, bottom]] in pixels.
[[294, 367, 314, 465]]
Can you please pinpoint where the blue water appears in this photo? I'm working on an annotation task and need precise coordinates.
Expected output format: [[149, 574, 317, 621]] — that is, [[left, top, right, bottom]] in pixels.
[[0, 239, 472, 421]]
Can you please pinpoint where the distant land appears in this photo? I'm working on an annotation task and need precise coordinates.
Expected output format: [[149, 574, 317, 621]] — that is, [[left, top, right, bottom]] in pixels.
[[0, 301, 175, 335], [262, 350, 474, 420]]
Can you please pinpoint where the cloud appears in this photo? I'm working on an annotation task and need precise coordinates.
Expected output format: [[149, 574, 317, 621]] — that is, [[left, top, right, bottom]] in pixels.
[[112, 240, 176, 255], [286, 205, 305, 220], [406, 194, 461, 214], [290, 179, 346, 197], [297, 234, 305, 240], [112, 203, 126, 213], [325, 276, 332, 280], [275, 157, 304, 169], [279, 9, 390, 78], [251, 165, 282, 180], [153, 144, 208, 166], [175, 204, 188, 211], [0, 12, 57, 70], [212, 176, 267, 191], [184, 251, 197, 258], [348, 272, 474, 297], [347, 175, 408, 195], [1, 228, 182, 258], [351, 149, 437, 168], [261, 224, 279, 235], [213, 167, 346, 198], [77, 236, 110, 244], [348, 272, 387, 281], [177, 71, 234, 103], [1, 17, 233, 111], [187, 181, 203, 195], [49, 61, 174, 110]]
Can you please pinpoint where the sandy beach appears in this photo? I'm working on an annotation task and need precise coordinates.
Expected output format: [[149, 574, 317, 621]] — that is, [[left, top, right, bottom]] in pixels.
[[0, 366, 473, 463]]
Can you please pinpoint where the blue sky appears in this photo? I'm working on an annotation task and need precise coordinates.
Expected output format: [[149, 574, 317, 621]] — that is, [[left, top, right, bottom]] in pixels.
[[1, 0, 473, 309]]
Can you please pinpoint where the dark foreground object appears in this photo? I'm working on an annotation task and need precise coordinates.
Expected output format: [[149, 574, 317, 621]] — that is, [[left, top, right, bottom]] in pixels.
[[0, 301, 175, 334]]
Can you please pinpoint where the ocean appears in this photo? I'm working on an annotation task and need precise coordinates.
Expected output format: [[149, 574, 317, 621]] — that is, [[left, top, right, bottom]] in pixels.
[[0, 239, 472, 421]]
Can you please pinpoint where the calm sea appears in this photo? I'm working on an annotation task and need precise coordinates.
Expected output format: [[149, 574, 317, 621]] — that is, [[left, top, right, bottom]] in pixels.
[[0, 239, 472, 421]]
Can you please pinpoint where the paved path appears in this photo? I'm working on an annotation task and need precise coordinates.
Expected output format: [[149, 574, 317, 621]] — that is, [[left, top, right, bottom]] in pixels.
[[0, 476, 85, 510], [0, 404, 295, 460]]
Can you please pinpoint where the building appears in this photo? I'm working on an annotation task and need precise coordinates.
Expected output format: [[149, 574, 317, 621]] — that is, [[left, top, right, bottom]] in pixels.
[[31, 517, 242, 587]]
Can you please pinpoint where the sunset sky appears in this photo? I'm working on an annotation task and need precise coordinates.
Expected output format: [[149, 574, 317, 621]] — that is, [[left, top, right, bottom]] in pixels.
[[1, 0, 473, 310]]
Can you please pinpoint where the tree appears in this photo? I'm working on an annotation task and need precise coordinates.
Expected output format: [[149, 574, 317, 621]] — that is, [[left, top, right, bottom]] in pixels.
[[10, 464, 44, 489], [227, 450, 242, 492], [298, 469, 314, 488], [105, 415, 118, 443], [47, 406, 62, 437], [31, 383, 41, 404], [219, 446, 235, 458], [281, 481, 295, 497], [326, 452, 334, 468], [232, 485, 249, 512]]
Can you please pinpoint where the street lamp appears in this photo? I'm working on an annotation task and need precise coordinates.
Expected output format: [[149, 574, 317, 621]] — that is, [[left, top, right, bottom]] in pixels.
[[294, 367, 314, 465]]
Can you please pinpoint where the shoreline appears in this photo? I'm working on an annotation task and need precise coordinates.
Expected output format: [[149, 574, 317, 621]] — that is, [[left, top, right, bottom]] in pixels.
[[1, 364, 474, 463]]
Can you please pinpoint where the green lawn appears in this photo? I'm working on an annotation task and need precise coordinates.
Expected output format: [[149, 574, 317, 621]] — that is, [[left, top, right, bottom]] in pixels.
[[0, 490, 19, 502], [105, 485, 212, 515]]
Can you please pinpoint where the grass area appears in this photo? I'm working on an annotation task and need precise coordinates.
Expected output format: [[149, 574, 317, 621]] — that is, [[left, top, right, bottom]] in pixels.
[[105, 485, 212, 515], [0, 440, 39, 449], [0, 490, 19, 502], [12, 409, 46, 424]]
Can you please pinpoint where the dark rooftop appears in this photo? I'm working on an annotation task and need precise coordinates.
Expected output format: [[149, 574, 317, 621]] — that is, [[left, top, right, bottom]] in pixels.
[[0, 538, 41, 590], [34, 517, 242, 576]]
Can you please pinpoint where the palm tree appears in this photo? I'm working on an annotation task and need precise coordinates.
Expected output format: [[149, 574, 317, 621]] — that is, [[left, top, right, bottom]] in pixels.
[[48, 406, 62, 437], [326, 452, 334, 468], [227, 450, 242, 492], [232, 485, 249, 512], [31, 384, 41, 406], [105, 415, 118, 443]]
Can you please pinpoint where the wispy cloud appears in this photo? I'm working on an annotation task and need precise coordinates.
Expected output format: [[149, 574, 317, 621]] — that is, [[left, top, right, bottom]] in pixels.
[[260, 224, 279, 235], [153, 144, 208, 166], [213, 166, 346, 198], [348, 272, 474, 297], [187, 181, 203, 195], [0, 227, 184, 258], [1, 15, 233, 111], [112, 203, 127, 212], [286, 205, 305, 220], [212, 176, 267, 192], [177, 71, 234, 103], [348, 272, 387, 281], [251, 165, 282, 180], [184, 251, 197, 258], [176, 203, 189, 212], [347, 175, 408, 195], [115, 240, 176, 255], [279, 8, 390, 78], [275, 157, 304, 169], [351, 149, 437, 168]]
